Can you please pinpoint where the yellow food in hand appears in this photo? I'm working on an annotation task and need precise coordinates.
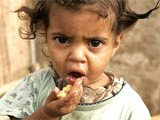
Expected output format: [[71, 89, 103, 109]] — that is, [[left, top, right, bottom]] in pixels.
[[57, 91, 67, 98], [57, 85, 72, 99]]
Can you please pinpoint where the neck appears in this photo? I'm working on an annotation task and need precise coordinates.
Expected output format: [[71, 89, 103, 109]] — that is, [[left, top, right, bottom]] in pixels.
[[87, 72, 111, 89]]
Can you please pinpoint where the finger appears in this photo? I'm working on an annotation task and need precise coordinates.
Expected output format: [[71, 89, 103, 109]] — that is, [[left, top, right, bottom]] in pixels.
[[50, 89, 81, 115], [60, 83, 82, 106], [54, 78, 84, 108], [46, 87, 60, 103], [57, 91, 75, 106], [54, 87, 60, 96], [71, 78, 83, 95]]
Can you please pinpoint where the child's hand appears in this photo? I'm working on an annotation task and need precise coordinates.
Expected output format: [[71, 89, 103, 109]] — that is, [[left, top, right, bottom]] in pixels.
[[43, 78, 83, 119]]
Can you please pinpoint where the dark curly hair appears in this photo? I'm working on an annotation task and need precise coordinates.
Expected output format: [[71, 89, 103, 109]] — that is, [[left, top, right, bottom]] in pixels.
[[15, 0, 159, 40]]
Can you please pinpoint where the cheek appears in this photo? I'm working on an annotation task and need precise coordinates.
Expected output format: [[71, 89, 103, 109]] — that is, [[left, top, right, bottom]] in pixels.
[[50, 54, 66, 77], [48, 46, 64, 68], [90, 49, 113, 72], [92, 57, 109, 72], [50, 52, 63, 67]]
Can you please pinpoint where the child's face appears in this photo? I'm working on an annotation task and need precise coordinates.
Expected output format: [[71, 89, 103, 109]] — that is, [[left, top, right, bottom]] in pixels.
[[47, 3, 122, 88]]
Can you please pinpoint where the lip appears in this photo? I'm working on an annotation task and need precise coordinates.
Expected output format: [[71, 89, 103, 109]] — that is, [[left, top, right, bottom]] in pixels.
[[67, 68, 86, 77], [65, 66, 87, 85], [66, 68, 86, 85]]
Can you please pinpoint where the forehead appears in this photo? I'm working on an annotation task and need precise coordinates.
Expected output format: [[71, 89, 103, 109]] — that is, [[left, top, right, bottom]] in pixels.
[[48, 2, 115, 36]]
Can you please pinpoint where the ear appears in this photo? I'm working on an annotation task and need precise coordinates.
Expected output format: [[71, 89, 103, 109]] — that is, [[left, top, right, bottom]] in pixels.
[[112, 33, 124, 57]]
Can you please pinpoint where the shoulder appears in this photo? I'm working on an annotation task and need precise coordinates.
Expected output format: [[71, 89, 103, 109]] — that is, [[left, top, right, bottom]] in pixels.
[[28, 67, 54, 79], [0, 68, 56, 118], [19, 67, 57, 95], [25, 67, 54, 84], [111, 77, 146, 106], [115, 79, 151, 119], [119, 82, 146, 105]]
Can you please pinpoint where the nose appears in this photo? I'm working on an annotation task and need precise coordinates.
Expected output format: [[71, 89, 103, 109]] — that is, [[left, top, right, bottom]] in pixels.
[[67, 45, 87, 63]]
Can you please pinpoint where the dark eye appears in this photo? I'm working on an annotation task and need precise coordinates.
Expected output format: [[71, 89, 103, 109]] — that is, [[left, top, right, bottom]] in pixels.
[[55, 36, 69, 44], [89, 40, 102, 47]]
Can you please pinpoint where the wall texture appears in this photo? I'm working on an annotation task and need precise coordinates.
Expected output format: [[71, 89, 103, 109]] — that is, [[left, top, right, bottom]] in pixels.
[[0, 0, 30, 86]]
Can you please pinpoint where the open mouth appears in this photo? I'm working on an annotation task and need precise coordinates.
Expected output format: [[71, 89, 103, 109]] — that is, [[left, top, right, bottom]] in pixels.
[[66, 71, 85, 84], [69, 72, 84, 78]]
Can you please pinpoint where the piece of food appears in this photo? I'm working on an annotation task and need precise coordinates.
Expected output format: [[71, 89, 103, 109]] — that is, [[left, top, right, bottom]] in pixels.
[[57, 84, 72, 99]]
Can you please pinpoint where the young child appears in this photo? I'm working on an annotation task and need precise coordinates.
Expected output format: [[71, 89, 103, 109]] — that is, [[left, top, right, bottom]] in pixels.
[[0, 0, 159, 120]]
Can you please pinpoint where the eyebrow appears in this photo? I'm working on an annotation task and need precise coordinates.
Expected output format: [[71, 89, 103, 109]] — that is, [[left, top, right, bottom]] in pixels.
[[51, 32, 73, 39], [83, 36, 109, 41], [51, 32, 108, 41]]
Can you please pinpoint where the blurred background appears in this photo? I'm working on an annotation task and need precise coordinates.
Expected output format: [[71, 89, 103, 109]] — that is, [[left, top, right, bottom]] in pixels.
[[0, 0, 159, 117]]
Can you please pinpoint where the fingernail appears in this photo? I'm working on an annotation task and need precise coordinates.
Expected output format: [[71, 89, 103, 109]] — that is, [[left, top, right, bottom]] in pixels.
[[54, 87, 59, 93], [77, 79, 82, 85]]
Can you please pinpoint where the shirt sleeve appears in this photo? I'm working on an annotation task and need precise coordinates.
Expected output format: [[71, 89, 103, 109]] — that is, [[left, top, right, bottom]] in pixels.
[[0, 75, 39, 119], [128, 101, 151, 120]]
